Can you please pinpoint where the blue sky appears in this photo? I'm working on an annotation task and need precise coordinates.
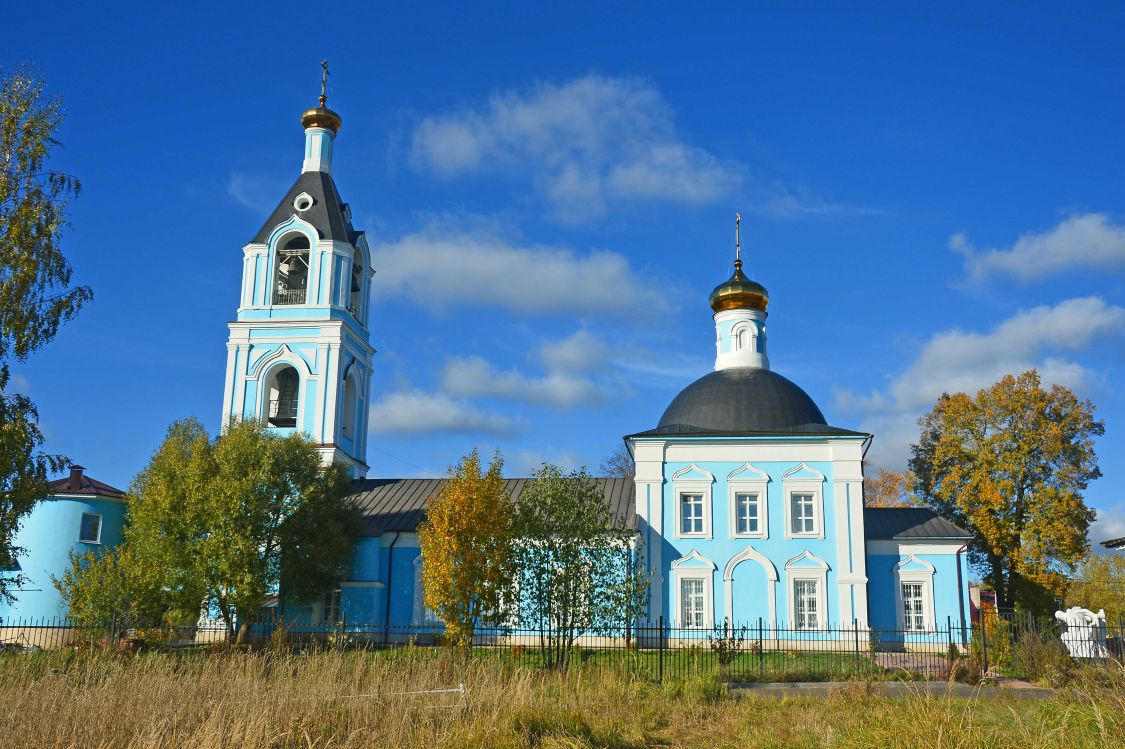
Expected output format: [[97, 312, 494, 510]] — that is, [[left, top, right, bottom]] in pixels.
[[6, 3, 1124, 545]]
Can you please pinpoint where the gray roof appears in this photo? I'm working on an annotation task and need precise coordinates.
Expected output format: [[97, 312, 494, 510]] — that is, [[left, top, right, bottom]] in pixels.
[[346, 477, 637, 536], [1102, 537, 1125, 550], [251, 171, 358, 245], [653, 368, 863, 437], [863, 507, 973, 540]]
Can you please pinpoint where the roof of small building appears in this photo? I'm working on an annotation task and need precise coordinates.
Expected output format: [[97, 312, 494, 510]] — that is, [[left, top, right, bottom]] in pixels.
[[347, 477, 636, 537], [251, 170, 360, 245], [1102, 536, 1125, 550], [862, 507, 972, 540], [654, 368, 862, 437], [47, 467, 126, 499]]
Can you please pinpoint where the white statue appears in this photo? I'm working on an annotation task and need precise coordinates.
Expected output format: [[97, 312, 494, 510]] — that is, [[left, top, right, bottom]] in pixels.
[[1054, 606, 1108, 658]]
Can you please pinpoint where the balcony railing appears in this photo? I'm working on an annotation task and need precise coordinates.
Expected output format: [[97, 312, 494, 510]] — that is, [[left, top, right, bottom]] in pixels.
[[274, 288, 307, 305], [268, 399, 298, 427]]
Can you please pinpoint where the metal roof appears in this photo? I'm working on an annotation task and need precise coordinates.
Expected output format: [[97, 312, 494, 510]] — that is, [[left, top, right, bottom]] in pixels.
[[1102, 536, 1125, 550], [47, 467, 126, 499], [863, 507, 972, 540], [346, 477, 637, 536], [251, 171, 358, 245]]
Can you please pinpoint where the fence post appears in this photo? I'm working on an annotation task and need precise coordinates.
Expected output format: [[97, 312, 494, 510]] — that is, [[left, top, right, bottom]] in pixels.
[[658, 616, 664, 683], [853, 619, 859, 676], [758, 617, 763, 678], [946, 616, 953, 656], [980, 611, 989, 674]]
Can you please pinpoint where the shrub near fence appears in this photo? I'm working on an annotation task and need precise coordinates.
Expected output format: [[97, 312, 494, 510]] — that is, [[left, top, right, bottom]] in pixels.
[[2, 614, 1121, 684]]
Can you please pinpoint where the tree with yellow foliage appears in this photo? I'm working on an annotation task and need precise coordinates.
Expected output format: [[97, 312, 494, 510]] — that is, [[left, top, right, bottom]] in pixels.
[[909, 370, 1100, 613], [417, 450, 515, 651], [863, 467, 919, 508]]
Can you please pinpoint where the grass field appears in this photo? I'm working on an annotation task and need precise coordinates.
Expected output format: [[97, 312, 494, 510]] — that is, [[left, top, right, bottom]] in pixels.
[[0, 647, 1121, 748]]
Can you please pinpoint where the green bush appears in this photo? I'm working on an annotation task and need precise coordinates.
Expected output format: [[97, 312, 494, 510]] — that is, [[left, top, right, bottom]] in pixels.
[[1010, 629, 1075, 686]]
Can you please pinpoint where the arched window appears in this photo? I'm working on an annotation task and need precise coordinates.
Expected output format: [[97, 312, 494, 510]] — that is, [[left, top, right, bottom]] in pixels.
[[266, 366, 300, 427], [274, 234, 310, 305], [736, 327, 749, 351], [341, 373, 357, 439], [349, 248, 363, 319]]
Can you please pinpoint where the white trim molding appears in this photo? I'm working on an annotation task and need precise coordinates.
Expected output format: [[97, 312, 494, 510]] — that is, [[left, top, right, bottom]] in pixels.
[[670, 550, 716, 629], [785, 550, 830, 630], [672, 464, 714, 539], [722, 545, 778, 629], [893, 555, 937, 633], [782, 463, 826, 540], [726, 463, 770, 539]]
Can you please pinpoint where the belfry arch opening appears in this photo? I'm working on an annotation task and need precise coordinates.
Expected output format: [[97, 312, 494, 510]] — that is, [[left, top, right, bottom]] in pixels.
[[266, 365, 300, 428], [341, 372, 358, 439], [349, 247, 363, 319], [274, 233, 310, 305]]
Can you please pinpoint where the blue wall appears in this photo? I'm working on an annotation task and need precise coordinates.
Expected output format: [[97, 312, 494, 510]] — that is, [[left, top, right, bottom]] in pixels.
[[0, 495, 127, 622], [866, 549, 969, 637]]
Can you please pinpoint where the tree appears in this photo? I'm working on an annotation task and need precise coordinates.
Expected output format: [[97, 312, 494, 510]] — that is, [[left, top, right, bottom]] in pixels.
[[909, 370, 1101, 613], [510, 464, 648, 669], [863, 467, 918, 508], [600, 443, 635, 479], [417, 449, 515, 651], [58, 418, 357, 640], [0, 68, 91, 604], [1066, 553, 1125, 625]]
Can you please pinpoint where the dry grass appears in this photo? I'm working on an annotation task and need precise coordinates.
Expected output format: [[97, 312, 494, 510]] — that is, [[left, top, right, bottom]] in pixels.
[[0, 647, 1121, 748]]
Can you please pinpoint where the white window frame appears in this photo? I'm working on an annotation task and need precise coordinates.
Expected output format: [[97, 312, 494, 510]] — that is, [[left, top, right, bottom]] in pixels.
[[785, 550, 830, 630], [670, 550, 716, 629], [413, 555, 442, 627], [782, 463, 826, 539], [893, 556, 936, 633], [320, 586, 341, 626], [78, 512, 102, 544], [727, 463, 769, 539], [672, 464, 714, 539]]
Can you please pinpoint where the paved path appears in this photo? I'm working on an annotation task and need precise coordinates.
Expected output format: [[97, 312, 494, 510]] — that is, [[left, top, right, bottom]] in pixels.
[[730, 679, 1054, 700]]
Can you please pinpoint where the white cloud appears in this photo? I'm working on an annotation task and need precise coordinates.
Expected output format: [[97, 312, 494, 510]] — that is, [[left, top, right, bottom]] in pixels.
[[953, 213, 1125, 283], [226, 172, 286, 214], [537, 330, 610, 373], [368, 390, 516, 436], [371, 225, 668, 317], [1090, 502, 1125, 551], [837, 297, 1125, 468], [409, 76, 741, 222], [441, 356, 605, 409], [751, 190, 883, 220], [508, 449, 588, 477]]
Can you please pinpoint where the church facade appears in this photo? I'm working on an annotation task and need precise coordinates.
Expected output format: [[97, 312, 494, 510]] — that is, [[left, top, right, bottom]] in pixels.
[[2, 90, 973, 641]]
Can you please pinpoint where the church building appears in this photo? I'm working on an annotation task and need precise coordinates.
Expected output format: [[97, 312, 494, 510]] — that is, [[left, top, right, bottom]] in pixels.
[[2, 84, 973, 642]]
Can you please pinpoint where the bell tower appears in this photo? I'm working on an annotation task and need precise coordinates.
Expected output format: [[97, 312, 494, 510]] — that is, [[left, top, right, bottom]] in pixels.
[[220, 63, 374, 477]]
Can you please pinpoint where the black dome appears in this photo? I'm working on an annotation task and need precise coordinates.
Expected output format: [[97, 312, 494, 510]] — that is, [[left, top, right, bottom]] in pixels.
[[658, 368, 827, 432]]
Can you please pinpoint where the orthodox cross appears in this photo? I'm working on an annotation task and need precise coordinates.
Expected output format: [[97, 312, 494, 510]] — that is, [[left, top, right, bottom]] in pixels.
[[735, 211, 742, 265], [319, 59, 330, 106]]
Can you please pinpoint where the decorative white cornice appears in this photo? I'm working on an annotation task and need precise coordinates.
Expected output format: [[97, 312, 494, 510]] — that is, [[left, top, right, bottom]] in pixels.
[[782, 462, 827, 482], [670, 549, 717, 570], [671, 463, 714, 482], [894, 554, 937, 574], [726, 462, 770, 483], [784, 549, 830, 571], [723, 545, 778, 582]]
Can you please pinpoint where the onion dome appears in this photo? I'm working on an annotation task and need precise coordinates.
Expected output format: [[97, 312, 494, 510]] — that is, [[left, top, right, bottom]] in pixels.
[[708, 257, 769, 313]]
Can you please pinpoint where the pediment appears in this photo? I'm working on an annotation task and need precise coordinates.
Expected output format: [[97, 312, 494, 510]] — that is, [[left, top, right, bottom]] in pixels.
[[781, 463, 826, 482], [670, 549, 717, 570], [784, 549, 830, 571], [671, 463, 714, 482], [727, 462, 770, 483]]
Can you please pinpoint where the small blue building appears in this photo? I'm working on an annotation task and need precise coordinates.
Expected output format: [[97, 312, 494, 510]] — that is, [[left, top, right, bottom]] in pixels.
[[0, 467, 127, 622]]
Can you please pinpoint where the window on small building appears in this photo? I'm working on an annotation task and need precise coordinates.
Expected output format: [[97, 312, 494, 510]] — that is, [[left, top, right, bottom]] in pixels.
[[267, 366, 300, 428], [349, 248, 363, 318], [322, 586, 341, 626], [793, 579, 819, 630], [902, 582, 926, 632], [789, 492, 817, 535], [680, 577, 706, 628], [680, 493, 704, 535], [274, 234, 310, 305], [79, 513, 102, 544], [735, 492, 759, 535]]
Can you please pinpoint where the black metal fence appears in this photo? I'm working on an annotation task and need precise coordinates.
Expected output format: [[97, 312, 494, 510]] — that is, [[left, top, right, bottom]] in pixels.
[[3, 614, 1121, 683]]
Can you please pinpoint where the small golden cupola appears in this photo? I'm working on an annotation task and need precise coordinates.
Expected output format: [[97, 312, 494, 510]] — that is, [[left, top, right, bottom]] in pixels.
[[300, 59, 342, 134], [709, 213, 769, 313]]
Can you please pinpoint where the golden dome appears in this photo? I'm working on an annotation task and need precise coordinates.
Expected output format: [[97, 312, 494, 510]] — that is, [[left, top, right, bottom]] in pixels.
[[301, 95, 342, 134], [709, 258, 769, 313]]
